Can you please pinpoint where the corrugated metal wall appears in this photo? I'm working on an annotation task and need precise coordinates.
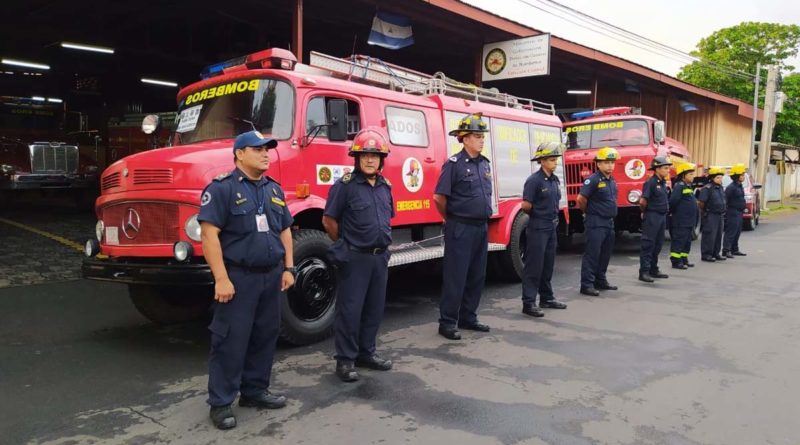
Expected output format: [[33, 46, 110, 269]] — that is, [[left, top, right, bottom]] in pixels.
[[664, 96, 716, 167], [713, 103, 753, 167]]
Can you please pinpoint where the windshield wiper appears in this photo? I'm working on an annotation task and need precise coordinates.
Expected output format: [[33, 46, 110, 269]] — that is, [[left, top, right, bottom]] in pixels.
[[598, 138, 619, 142], [228, 116, 257, 132]]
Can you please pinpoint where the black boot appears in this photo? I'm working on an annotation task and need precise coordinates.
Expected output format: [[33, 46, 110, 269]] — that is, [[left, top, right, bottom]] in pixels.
[[671, 261, 688, 270], [336, 361, 359, 382], [684, 258, 695, 267], [638, 272, 655, 283], [522, 304, 545, 317], [210, 405, 236, 430]]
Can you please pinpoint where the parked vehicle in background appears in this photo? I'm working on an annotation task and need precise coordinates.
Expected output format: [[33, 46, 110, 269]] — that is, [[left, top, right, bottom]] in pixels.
[[562, 107, 692, 240], [82, 48, 569, 345], [0, 96, 99, 203], [722, 171, 761, 230]]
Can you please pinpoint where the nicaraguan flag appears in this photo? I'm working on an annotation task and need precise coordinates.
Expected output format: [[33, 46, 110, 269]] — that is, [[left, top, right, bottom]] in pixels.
[[367, 11, 414, 50]]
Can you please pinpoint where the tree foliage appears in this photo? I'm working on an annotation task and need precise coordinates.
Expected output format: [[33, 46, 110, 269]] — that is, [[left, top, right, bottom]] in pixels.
[[677, 22, 800, 145]]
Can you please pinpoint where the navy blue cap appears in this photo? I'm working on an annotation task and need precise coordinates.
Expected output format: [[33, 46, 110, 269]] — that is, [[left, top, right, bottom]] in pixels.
[[233, 131, 277, 152]]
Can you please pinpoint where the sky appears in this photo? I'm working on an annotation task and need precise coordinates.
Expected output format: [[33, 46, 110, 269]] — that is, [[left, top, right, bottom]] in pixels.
[[463, 0, 800, 77]]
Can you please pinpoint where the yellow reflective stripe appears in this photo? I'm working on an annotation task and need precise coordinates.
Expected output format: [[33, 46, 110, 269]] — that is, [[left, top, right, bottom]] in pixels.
[[670, 252, 682, 258], [682, 188, 693, 195]]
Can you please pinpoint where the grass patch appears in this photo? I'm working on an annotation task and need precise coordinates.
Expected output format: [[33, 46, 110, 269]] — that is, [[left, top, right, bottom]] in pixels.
[[762, 204, 799, 216]]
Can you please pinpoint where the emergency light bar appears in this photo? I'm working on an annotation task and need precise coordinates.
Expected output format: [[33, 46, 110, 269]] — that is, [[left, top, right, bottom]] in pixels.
[[200, 48, 297, 79], [571, 106, 632, 120]]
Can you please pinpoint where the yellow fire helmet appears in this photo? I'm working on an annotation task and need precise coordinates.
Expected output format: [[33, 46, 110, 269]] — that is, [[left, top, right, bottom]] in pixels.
[[675, 162, 696, 176], [531, 142, 564, 161], [595, 146, 620, 162], [730, 163, 747, 175], [707, 166, 726, 176]]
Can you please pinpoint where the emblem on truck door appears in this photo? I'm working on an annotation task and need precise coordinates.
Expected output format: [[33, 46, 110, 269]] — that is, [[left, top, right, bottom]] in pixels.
[[121, 208, 141, 239]]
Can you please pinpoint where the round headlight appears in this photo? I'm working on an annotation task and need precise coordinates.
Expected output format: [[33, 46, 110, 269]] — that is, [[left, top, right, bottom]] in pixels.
[[85, 239, 100, 257], [184, 214, 202, 241], [173, 241, 193, 262], [627, 190, 642, 204], [95, 220, 105, 241]]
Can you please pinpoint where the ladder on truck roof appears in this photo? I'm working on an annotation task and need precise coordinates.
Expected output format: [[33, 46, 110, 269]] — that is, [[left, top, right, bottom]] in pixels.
[[307, 51, 555, 115]]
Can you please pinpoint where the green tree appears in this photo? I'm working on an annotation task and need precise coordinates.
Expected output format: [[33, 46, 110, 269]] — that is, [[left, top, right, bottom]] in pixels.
[[773, 73, 800, 146], [677, 22, 800, 145]]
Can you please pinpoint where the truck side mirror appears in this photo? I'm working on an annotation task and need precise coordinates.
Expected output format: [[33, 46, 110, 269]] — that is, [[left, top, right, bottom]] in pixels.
[[653, 120, 665, 145], [326, 99, 348, 142], [753, 183, 762, 190], [142, 114, 161, 135]]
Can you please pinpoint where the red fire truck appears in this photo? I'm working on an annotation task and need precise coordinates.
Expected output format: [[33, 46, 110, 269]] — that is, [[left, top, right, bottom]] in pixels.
[[562, 107, 691, 237], [82, 48, 567, 345], [0, 96, 99, 200]]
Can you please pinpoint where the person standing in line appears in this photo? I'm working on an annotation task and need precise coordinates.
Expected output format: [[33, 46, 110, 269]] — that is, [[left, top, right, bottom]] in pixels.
[[638, 156, 672, 283], [668, 163, 699, 269], [199, 130, 295, 430], [520, 142, 568, 318], [577, 147, 620, 296], [433, 113, 493, 341], [323, 128, 395, 383], [722, 163, 748, 258], [698, 166, 727, 262]]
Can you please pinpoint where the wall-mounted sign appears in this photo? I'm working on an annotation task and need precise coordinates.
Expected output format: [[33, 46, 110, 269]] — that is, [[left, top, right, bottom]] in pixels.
[[481, 34, 551, 82]]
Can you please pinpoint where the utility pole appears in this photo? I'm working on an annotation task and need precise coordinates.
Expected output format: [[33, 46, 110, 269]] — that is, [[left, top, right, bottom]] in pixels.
[[756, 65, 778, 210], [750, 63, 760, 173]]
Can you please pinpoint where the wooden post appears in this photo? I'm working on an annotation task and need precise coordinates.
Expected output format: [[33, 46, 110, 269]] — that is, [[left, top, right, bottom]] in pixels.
[[474, 50, 482, 87], [292, 0, 303, 63]]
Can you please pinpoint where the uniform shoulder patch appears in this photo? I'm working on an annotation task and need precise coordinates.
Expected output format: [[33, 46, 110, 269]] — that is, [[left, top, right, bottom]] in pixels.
[[448, 156, 458, 163], [383, 177, 392, 187], [583, 179, 591, 185], [341, 173, 353, 184], [213, 172, 232, 182]]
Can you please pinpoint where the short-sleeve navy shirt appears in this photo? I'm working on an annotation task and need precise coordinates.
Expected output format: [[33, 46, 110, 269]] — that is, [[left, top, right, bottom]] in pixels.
[[434, 149, 493, 220], [522, 168, 561, 229], [669, 181, 698, 227], [698, 183, 726, 213], [725, 181, 746, 211], [324, 171, 394, 249], [579, 171, 617, 227], [641, 175, 669, 214], [197, 168, 293, 268]]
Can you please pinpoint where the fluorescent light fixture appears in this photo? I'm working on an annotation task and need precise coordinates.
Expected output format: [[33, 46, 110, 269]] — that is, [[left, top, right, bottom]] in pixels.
[[141, 78, 178, 87], [2, 58, 50, 70], [567, 90, 592, 95], [31, 96, 45, 101], [61, 42, 115, 54], [47, 98, 63, 103]]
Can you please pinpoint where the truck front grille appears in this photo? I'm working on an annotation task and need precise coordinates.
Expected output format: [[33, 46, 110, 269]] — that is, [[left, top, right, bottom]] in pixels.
[[101, 202, 179, 245], [30, 143, 79, 174], [566, 161, 596, 196]]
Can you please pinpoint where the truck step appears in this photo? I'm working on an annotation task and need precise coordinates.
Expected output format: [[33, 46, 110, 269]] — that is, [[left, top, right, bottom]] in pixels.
[[388, 241, 506, 267]]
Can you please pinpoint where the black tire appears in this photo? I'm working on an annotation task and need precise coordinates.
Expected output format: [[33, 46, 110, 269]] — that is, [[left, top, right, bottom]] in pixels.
[[280, 229, 337, 346], [129, 284, 212, 324], [493, 211, 528, 282]]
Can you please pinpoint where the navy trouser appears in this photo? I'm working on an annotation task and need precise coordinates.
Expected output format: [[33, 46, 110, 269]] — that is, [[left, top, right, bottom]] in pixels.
[[522, 224, 556, 306], [639, 211, 666, 273], [670, 225, 693, 265], [208, 265, 282, 407], [439, 220, 488, 327], [723, 209, 743, 253], [701, 212, 723, 257], [334, 250, 389, 363], [580, 223, 615, 289]]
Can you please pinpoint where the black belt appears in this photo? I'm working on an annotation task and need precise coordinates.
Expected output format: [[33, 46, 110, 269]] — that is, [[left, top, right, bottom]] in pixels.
[[348, 245, 387, 255], [224, 261, 276, 273], [447, 214, 488, 226], [645, 209, 667, 215]]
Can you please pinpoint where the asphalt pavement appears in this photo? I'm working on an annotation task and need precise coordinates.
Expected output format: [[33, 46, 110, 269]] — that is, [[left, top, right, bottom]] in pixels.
[[1, 199, 799, 445]]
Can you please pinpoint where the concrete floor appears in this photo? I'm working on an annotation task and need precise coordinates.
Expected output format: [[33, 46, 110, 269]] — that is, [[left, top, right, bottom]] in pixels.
[[1, 202, 799, 445]]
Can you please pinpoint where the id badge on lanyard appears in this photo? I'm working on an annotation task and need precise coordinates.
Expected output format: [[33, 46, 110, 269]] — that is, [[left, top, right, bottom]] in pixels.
[[256, 214, 269, 232]]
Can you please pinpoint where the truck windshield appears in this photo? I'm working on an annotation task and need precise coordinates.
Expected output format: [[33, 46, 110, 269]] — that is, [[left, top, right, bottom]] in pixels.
[[173, 77, 294, 145], [565, 119, 650, 149]]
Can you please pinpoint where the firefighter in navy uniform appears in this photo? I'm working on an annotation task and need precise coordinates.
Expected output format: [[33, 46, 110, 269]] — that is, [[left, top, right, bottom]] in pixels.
[[722, 163, 748, 258], [577, 147, 620, 296], [323, 128, 394, 383], [199, 130, 295, 430], [668, 163, 699, 269], [433, 113, 493, 341], [637, 156, 672, 283], [520, 142, 568, 318], [698, 166, 727, 262]]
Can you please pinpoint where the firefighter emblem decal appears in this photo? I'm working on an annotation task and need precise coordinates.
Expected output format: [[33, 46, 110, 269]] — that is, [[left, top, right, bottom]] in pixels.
[[484, 48, 507, 75], [402, 157, 423, 192], [625, 158, 646, 180]]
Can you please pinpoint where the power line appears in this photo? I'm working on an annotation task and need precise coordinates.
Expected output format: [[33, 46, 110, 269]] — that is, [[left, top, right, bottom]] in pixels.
[[511, 0, 755, 80]]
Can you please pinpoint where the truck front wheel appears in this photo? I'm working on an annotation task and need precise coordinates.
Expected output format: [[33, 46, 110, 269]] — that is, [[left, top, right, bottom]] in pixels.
[[491, 211, 528, 282], [128, 285, 212, 324], [280, 229, 337, 345]]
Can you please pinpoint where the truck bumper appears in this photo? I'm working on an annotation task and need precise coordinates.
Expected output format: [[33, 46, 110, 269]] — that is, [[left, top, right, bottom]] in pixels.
[[81, 257, 214, 286]]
